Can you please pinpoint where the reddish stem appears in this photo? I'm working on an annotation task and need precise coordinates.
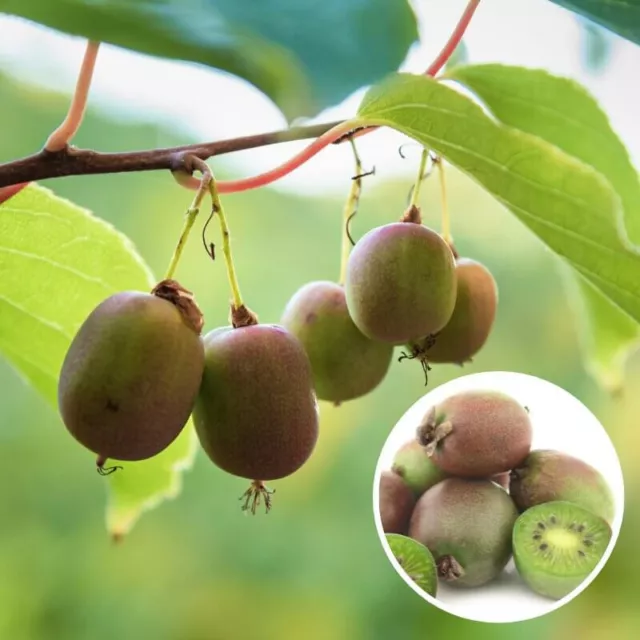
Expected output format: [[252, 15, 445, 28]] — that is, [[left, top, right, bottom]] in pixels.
[[0, 183, 27, 205], [215, 0, 481, 194]]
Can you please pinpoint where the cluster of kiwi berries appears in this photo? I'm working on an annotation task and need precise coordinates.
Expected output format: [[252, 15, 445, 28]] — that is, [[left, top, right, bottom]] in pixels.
[[380, 389, 614, 601], [282, 201, 498, 404], [57, 152, 497, 514]]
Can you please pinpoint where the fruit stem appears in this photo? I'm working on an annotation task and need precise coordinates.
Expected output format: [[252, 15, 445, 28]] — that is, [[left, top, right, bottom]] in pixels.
[[45, 41, 100, 152], [164, 170, 212, 281], [408, 148, 430, 210], [338, 139, 365, 285], [208, 176, 244, 309], [435, 157, 453, 245]]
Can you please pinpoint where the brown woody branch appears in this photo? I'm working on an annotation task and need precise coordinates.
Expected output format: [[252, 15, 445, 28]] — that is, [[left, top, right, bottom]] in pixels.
[[0, 120, 343, 188]]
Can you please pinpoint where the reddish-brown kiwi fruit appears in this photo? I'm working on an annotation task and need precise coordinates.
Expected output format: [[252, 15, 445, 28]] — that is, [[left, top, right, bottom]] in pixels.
[[417, 258, 498, 365], [345, 222, 457, 344], [510, 450, 615, 524], [281, 281, 393, 404], [193, 323, 319, 508], [58, 281, 204, 464], [417, 390, 532, 477], [409, 478, 518, 587], [379, 471, 416, 534]]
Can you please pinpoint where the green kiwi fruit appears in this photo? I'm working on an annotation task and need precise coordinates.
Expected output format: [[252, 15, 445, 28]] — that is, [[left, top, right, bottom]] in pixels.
[[379, 470, 416, 535], [391, 440, 449, 496], [510, 450, 615, 524], [417, 258, 498, 364], [385, 533, 438, 597], [345, 222, 457, 344], [513, 501, 611, 600], [193, 324, 319, 483], [58, 283, 204, 463], [409, 478, 518, 587], [417, 390, 532, 477], [281, 281, 393, 403]]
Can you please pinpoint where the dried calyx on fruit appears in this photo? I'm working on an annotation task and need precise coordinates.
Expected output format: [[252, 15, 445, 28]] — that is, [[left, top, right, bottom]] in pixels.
[[193, 304, 319, 514], [345, 205, 457, 346], [281, 281, 393, 404], [58, 279, 205, 470], [416, 389, 532, 477], [409, 257, 498, 367]]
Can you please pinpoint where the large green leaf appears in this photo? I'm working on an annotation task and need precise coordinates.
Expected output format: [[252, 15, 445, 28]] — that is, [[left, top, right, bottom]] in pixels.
[[355, 74, 640, 326], [0, 0, 417, 121], [549, 0, 640, 45], [0, 184, 198, 537], [446, 63, 640, 386]]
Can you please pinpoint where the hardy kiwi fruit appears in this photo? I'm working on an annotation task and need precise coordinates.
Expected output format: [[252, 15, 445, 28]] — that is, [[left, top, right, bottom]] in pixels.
[[385, 533, 438, 597], [417, 390, 532, 477], [379, 471, 415, 535], [513, 501, 611, 600], [409, 478, 518, 587], [417, 258, 498, 365], [345, 222, 457, 344], [391, 440, 448, 496], [193, 324, 319, 484], [511, 450, 615, 524], [281, 281, 393, 403], [58, 282, 204, 463]]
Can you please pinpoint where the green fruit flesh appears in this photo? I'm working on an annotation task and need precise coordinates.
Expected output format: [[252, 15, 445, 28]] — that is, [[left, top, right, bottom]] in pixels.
[[281, 281, 393, 403], [513, 501, 611, 600], [408, 478, 518, 587], [386, 533, 438, 597], [418, 390, 532, 477], [58, 291, 204, 461], [379, 471, 415, 535], [391, 440, 448, 496], [193, 324, 319, 481], [422, 258, 498, 364], [345, 222, 457, 344], [510, 450, 615, 524]]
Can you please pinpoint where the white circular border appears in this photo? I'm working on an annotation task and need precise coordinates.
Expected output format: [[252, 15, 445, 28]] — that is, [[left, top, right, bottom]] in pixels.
[[372, 371, 625, 624]]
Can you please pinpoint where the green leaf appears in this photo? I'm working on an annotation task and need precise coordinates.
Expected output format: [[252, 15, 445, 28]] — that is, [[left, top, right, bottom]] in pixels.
[[0, 184, 198, 537], [445, 63, 640, 386], [549, 0, 640, 45], [356, 73, 640, 326], [562, 268, 640, 392], [0, 0, 418, 121]]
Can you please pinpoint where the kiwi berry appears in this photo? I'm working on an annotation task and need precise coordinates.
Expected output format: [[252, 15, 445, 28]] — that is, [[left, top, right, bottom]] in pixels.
[[379, 471, 415, 535], [391, 440, 448, 496], [417, 390, 532, 477], [385, 533, 438, 597], [513, 501, 611, 600], [511, 450, 615, 524], [345, 222, 457, 344], [281, 281, 393, 404], [416, 258, 498, 365], [193, 323, 319, 511], [409, 478, 518, 587], [58, 281, 204, 464]]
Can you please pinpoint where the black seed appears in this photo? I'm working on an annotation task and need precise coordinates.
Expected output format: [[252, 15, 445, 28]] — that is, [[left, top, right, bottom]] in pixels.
[[569, 523, 576, 531], [537, 522, 546, 530], [550, 516, 557, 525], [578, 550, 586, 557], [577, 525, 585, 533], [583, 540, 593, 547], [539, 543, 548, 551], [533, 533, 541, 540]]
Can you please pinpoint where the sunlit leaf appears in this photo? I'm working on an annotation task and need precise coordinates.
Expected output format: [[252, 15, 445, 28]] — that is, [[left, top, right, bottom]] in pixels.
[[0, 184, 198, 536]]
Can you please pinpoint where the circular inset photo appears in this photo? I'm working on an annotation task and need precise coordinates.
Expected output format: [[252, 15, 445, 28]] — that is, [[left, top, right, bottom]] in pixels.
[[373, 372, 624, 623]]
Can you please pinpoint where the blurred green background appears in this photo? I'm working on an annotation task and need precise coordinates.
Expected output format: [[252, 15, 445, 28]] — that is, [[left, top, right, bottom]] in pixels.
[[1, 63, 639, 639]]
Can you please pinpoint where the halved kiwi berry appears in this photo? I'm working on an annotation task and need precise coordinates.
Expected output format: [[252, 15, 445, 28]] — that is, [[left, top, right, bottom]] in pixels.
[[513, 501, 611, 600], [385, 533, 438, 597]]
